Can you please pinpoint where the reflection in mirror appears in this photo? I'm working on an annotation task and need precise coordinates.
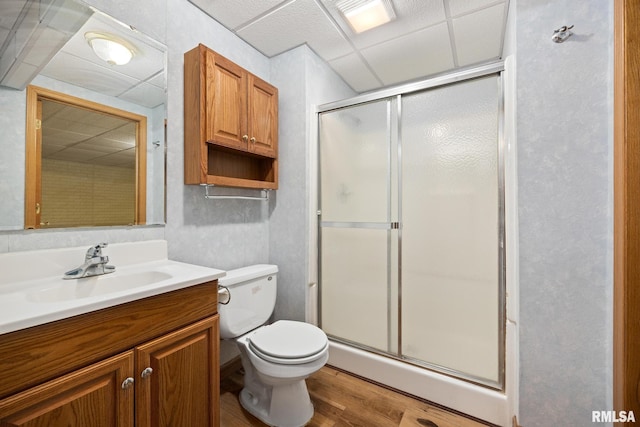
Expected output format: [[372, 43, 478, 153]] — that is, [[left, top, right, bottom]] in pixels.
[[25, 85, 146, 228], [0, 0, 166, 230]]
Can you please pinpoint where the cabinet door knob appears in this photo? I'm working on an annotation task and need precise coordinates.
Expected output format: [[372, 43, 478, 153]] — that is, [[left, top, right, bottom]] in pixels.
[[141, 367, 153, 378], [242, 135, 248, 142], [250, 137, 256, 144], [121, 377, 134, 389]]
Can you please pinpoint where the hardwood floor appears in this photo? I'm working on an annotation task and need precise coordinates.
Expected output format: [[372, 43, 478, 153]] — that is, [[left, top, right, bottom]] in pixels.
[[220, 365, 494, 427]]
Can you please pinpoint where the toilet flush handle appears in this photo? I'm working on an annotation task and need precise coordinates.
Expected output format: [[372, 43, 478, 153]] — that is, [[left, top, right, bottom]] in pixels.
[[218, 285, 231, 305]]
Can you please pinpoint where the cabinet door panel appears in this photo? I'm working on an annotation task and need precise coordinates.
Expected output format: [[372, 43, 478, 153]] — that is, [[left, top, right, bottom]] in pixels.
[[248, 74, 278, 158], [0, 351, 134, 427], [206, 50, 248, 151], [136, 316, 219, 427]]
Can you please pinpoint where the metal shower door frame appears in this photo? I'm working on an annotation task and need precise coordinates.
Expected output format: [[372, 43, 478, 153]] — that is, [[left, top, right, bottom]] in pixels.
[[316, 61, 506, 390]]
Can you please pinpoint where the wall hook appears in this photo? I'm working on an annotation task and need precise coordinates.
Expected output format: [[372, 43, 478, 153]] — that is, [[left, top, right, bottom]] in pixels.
[[552, 25, 574, 43]]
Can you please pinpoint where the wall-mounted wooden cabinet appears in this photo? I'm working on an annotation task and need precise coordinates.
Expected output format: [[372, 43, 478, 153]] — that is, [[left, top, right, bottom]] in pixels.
[[184, 44, 278, 189]]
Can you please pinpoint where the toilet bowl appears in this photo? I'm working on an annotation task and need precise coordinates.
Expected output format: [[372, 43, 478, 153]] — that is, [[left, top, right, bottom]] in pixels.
[[218, 265, 328, 427]]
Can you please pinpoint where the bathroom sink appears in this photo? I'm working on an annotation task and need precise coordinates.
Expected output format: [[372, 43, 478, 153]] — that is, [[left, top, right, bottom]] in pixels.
[[27, 270, 173, 303], [0, 240, 226, 335]]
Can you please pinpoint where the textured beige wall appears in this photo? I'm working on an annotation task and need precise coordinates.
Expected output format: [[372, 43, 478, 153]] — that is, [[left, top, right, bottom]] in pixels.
[[41, 159, 135, 227]]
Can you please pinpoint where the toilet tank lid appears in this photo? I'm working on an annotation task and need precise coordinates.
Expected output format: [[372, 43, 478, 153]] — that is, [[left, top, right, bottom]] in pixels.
[[218, 264, 278, 287]]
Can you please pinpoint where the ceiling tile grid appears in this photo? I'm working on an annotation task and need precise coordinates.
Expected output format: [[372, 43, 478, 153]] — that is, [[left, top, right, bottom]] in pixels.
[[360, 22, 455, 86], [189, 0, 509, 93], [321, 0, 447, 51], [37, 12, 166, 108], [189, 0, 285, 30], [237, 0, 353, 60], [452, 3, 506, 67], [328, 52, 381, 92], [448, 0, 503, 17]]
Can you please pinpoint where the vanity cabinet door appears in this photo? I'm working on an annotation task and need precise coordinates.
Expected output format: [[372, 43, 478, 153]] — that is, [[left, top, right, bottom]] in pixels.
[[248, 74, 278, 158], [135, 315, 220, 427], [0, 351, 134, 427]]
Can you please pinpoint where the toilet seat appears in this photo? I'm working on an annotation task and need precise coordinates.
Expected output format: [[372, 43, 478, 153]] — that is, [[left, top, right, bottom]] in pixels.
[[248, 320, 328, 365]]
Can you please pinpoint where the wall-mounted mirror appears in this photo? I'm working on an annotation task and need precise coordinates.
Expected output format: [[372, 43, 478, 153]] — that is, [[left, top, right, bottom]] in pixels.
[[0, 0, 166, 230]]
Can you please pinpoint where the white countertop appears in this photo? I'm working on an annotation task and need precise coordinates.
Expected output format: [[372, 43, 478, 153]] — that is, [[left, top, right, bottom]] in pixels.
[[0, 240, 225, 335]]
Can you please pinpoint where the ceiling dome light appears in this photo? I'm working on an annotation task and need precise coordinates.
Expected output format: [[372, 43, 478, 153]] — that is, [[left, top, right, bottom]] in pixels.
[[85, 32, 134, 65]]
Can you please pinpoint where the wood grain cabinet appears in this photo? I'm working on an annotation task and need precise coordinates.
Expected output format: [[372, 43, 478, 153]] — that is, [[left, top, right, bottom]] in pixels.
[[0, 283, 220, 427], [184, 43, 278, 189], [136, 317, 219, 427], [0, 352, 135, 427]]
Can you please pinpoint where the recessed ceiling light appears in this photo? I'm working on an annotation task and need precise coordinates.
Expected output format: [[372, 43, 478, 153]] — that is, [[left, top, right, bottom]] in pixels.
[[338, 0, 396, 34], [85, 32, 134, 65]]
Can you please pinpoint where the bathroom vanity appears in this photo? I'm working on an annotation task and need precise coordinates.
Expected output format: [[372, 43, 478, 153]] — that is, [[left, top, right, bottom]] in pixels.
[[0, 241, 224, 426]]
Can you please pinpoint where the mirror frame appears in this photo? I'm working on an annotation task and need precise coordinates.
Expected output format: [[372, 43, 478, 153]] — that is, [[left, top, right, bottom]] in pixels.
[[24, 85, 147, 229]]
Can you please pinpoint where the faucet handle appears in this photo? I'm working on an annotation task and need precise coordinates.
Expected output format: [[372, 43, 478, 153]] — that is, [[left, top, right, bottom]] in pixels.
[[86, 242, 108, 259]]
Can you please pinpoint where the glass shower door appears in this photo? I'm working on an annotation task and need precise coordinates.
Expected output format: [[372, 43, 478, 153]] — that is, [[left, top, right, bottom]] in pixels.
[[318, 99, 398, 353], [400, 75, 502, 385], [318, 72, 504, 388]]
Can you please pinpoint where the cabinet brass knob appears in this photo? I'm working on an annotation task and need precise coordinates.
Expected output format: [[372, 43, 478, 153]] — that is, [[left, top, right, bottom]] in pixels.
[[141, 367, 153, 378], [250, 137, 256, 143], [242, 135, 248, 142], [121, 377, 134, 389]]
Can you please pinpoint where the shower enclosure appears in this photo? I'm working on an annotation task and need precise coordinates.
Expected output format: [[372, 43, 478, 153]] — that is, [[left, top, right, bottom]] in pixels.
[[317, 66, 505, 388]]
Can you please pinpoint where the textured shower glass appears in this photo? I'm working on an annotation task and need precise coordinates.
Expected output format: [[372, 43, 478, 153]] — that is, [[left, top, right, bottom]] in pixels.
[[319, 99, 393, 353], [318, 74, 502, 386], [320, 227, 389, 352], [319, 101, 390, 223], [400, 75, 500, 383]]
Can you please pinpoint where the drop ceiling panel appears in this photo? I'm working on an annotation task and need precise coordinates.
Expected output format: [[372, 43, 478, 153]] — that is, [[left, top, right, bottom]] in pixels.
[[43, 51, 140, 97], [448, 0, 503, 17], [189, 0, 509, 93], [329, 53, 381, 92], [0, 0, 29, 48], [44, 117, 108, 139], [321, 0, 446, 50], [93, 149, 135, 167], [361, 23, 455, 86], [41, 144, 65, 157], [91, 139, 135, 150], [119, 81, 165, 108], [453, 3, 506, 66], [189, 0, 285, 29], [75, 141, 123, 153], [237, 0, 352, 60], [41, 96, 139, 167], [46, 14, 165, 83], [41, 131, 89, 146], [46, 147, 103, 161], [100, 123, 136, 144]]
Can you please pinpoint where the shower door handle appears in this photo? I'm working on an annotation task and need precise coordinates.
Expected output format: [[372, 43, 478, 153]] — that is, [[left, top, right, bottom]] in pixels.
[[320, 221, 399, 230]]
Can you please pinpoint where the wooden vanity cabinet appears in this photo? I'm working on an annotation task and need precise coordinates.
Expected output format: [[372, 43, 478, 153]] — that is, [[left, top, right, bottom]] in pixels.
[[0, 282, 220, 427], [0, 351, 134, 427], [136, 316, 219, 427], [184, 43, 278, 189]]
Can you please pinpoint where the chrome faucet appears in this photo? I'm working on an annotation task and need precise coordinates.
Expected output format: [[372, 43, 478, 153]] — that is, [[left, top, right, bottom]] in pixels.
[[63, 243, 116, 279]]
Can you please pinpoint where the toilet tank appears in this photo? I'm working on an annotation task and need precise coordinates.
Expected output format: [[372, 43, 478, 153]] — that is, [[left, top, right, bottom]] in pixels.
[[218, 264, 278, 339]]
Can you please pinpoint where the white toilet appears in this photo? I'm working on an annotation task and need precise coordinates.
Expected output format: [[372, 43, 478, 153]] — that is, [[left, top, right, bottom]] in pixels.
[[218, 264, 329, 427]]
